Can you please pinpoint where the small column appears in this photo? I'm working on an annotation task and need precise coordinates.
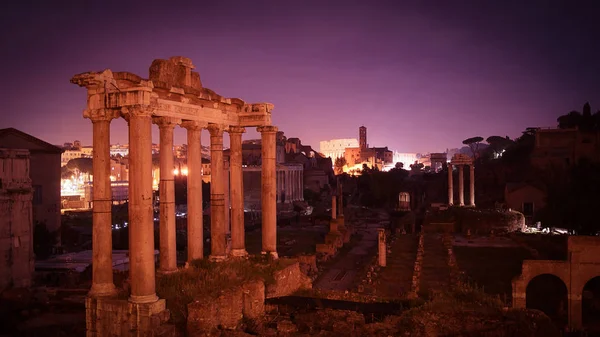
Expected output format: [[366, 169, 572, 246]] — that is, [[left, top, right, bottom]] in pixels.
[[469, 165, 475, 207], [378, 228, 387, 267], [124, 105, 157, 303], [87, 109, 118, 297], [229, 126, 247, 257], [155, 117, 179, 274], [447, 163, 453, 205], [181, 121, 205, 264], [208, 124, 226, 261], [284, 171, 292, 203], [458, 165, 465, 206], [338, 182, 344, 217], [331, 195, 337, 220], [258, 125, 278, 258], [300, 168, 304, 200]]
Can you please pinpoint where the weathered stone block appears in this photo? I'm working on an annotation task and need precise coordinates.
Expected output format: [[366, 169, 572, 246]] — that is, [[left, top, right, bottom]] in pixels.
[[242, 280, 265, 319], [296, 254, 318, 276], [86, 297, 171, 337], [187, 300, 219, 335], [316, 243, 335, 255], [265, 262, 312, 299]]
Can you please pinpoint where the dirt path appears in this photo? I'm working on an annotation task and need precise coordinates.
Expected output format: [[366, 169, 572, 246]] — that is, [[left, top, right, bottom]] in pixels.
[[419, 234, 451, 297], [314, 222, 381, 291], [375, 234, 418, 298]]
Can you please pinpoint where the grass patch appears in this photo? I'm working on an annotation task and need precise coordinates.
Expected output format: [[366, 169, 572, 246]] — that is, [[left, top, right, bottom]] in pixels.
[[454, 245, 531, 302], [156, 255, 296, 325]]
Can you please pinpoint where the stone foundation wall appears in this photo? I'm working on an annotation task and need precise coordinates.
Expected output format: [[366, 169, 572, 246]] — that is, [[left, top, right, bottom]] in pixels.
[[86, 297, 174, 337], [187, 261, 311, 335]]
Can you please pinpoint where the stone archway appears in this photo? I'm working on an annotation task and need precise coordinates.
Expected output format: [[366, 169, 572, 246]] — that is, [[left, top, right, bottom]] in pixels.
[[582, 276, 600, 331], [526, 274, 568, 329]]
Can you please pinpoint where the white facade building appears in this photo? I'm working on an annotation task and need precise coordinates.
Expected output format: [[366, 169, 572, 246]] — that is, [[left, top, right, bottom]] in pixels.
[[320, 138, 359, 160]]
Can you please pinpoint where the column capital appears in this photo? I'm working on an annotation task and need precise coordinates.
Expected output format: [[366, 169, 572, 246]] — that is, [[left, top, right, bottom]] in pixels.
[[84, 108, 120, 123], [153, 116, 181, 129], [257, 125, 278, 134], [121, 104, 153, 121], [227, 126, 246, 134], [207, 123, 225, 136], [181, 120, 207, 131]]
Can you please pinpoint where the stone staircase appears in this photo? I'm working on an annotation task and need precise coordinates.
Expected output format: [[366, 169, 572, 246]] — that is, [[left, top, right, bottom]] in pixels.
[[419, 234, 451, 298], [375, 234, 418, 298]]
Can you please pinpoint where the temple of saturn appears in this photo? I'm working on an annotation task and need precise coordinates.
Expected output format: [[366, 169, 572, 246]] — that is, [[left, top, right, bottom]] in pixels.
[[447, 153, 475, 207], [71, 56, 279, 335]]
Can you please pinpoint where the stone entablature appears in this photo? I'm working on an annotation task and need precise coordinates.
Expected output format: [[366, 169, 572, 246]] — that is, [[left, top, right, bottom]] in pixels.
[[71, 57, 273, 129]]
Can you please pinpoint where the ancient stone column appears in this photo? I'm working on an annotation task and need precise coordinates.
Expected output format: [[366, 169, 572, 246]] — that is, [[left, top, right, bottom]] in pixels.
[[447, 163, 453, 205], [124, 105, 158, 303], [155, 117, 179, 274], [469, 165, 475, 207], [208, 124, 226, 261], [378, 228, 387, 267], [87, 109, 118, 298], [182, 121, 205, 264], [300, 169, 304, 200], [258, 126, 278, 257], [285, 170, 291, 203], [228, 126, 247, 257], [458, 165, 465, 206], [331, 194, 337, 220], [338, 182, 344, 217]]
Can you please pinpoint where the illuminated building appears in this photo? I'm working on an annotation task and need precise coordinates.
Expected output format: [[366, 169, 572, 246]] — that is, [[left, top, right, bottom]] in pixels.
[[319, 138, 359, 160]]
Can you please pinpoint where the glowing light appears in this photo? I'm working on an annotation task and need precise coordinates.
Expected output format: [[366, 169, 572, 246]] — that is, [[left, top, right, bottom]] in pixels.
[[181, 168, 188, 175], [173, 169, 179, 175]]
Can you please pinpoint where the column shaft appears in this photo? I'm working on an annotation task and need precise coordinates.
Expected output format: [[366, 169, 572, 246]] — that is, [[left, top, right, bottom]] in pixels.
[[259, 126, 278, 257], [183, 122, 204, 263], [338, 183, 343, 217], [285, 170, 291, 203], [331, 195, 337, 220], [156, 118, 178, 273], [447, 164, 453, 205], [229, 127, 247, 257], [458, 165, 465, 206], [209, 125, 226, 260], [89, 112, 117, 297], [126, 107, 158, 303], [469, 165, 475, 207]]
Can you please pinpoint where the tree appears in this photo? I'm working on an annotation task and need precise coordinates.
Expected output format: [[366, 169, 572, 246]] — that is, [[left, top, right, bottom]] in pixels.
[[462, 136, 483, 159], [486, 136, 514, 158], [334, 157, 347, 175], [65, 157, 93, 174], [557, 102, 600, 131], [409, 161, 424, 173], [394, 162, 404, 170]]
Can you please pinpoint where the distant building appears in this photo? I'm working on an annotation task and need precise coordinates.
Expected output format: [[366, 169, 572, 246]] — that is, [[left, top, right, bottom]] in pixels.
[[0, 128, 62, 238], [359, 126, 367, 149], [393, 152, 419, 169], [319, 138, 359, 160], [531, 127, 600, 168], [0, 149, 34, 291], [504, 182, 546, 226]]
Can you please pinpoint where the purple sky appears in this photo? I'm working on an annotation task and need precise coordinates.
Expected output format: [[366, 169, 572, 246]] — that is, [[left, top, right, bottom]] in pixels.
[[2, 0, 599, 153]]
